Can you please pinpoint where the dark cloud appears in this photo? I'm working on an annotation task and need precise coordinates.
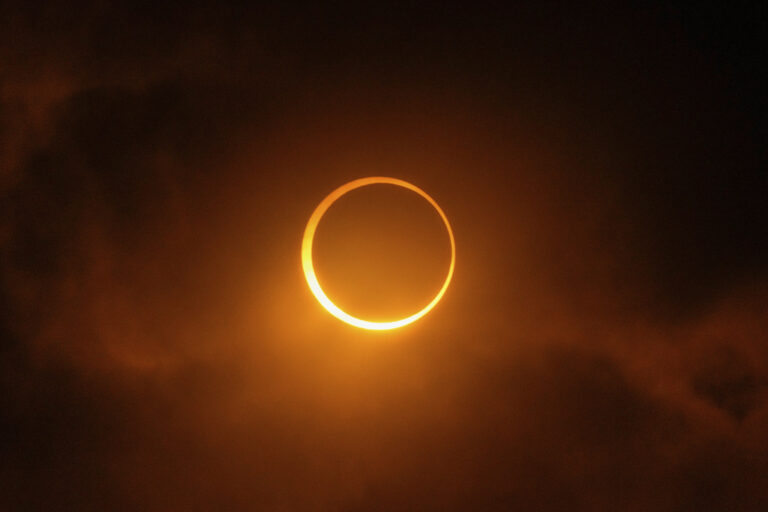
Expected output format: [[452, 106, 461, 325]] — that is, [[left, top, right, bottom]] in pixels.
[[1, 1, 767, 510], [692, 345, 764, 421]]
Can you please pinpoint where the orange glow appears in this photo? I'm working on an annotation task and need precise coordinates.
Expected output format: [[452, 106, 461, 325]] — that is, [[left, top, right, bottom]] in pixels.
[[302, 177, 455, 330]]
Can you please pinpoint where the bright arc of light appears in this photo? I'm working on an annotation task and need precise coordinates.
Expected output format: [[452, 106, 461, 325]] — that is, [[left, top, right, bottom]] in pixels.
[[301, 177, 456, 331]]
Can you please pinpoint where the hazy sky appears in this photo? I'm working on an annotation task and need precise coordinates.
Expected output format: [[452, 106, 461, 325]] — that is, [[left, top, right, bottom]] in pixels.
[[1, 2, 767, 510]]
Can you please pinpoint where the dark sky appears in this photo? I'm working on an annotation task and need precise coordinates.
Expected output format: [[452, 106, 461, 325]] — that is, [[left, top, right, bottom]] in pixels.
[[1, 2, 767, 510]]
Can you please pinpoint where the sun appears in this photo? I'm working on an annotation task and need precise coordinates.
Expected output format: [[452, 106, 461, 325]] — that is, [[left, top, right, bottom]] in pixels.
[[301, 177, 455, 330]]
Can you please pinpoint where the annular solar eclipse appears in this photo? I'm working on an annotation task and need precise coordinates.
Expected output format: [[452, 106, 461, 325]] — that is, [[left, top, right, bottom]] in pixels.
[[301, 177, 456, 330]]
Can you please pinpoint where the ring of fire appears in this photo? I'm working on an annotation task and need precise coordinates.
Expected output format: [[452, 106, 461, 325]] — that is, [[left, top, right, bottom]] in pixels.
[[301, 177, 456, 330]]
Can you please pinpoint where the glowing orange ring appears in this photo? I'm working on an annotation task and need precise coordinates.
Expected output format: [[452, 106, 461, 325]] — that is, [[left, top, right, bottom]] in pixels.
[[302, 177, 455, 330]]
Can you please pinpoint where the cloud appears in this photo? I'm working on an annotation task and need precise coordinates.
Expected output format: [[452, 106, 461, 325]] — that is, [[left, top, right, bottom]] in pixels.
[[1, 2, 767, 510]]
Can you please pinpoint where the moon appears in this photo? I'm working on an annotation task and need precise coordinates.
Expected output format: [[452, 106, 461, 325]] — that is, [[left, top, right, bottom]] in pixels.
[[301, 177, 456, 330]]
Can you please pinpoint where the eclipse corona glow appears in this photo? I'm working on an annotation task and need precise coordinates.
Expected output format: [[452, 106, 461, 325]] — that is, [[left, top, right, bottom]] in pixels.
[[301, 177, 455, 330]]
